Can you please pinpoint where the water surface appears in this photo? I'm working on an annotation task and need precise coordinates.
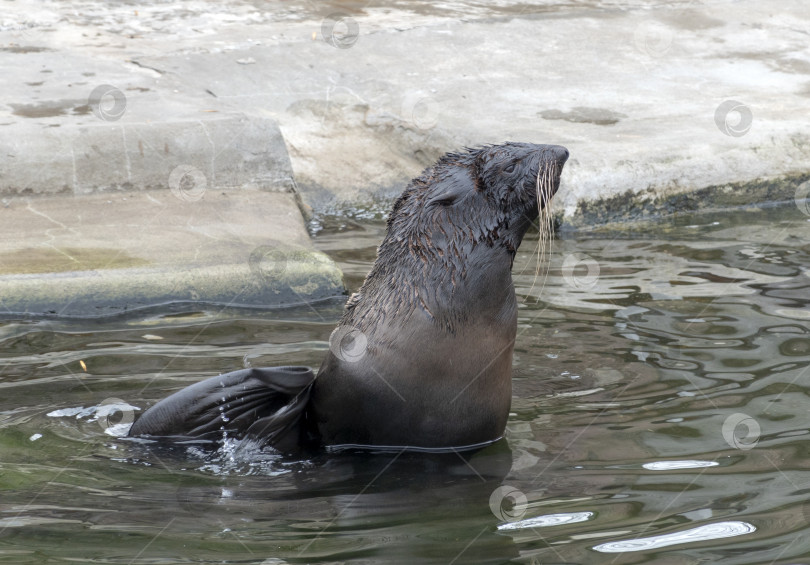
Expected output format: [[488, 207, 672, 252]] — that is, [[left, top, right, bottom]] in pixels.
[[2, 206, 810, 564]]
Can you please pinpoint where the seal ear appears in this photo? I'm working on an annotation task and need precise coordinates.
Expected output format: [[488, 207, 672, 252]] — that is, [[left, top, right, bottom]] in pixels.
[[426, 171, 473, 207]]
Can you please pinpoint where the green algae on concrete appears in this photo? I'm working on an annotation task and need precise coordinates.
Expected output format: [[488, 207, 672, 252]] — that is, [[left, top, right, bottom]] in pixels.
[[0, 247, 150, 275], [560, 173, 810, 230], [1, 255, 345, 318]]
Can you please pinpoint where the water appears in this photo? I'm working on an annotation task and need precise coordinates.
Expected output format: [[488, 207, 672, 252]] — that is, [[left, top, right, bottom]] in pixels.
[[1, 206, 809, 564]]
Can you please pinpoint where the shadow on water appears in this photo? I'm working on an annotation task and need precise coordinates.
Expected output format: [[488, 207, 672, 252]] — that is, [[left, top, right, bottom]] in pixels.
[[2, 204, 810, 563]]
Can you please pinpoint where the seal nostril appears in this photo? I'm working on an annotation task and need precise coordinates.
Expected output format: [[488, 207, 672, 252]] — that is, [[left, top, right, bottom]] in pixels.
[[555, 146, 569, 163]]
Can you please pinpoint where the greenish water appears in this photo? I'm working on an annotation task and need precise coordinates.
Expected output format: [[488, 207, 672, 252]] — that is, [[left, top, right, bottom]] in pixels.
[[1, 206, 810, 564]]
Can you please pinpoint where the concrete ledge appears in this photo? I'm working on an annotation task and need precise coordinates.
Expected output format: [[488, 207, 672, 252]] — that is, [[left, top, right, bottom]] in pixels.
[[2, 114, 295, 196], [3, 1, 809, 223], [561, 172, 810, 229], [0, 190, 344, 317]]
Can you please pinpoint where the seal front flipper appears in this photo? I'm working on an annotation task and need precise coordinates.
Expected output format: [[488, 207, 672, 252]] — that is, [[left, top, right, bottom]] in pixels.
[[128, 366, 315, 452]]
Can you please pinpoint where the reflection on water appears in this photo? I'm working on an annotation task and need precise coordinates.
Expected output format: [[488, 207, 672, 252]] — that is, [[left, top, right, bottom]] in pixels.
[[1, 206, 810, 563], [593, 521, 757, 553], [641, 460, 719, 470], [497, 511, 594, 531]]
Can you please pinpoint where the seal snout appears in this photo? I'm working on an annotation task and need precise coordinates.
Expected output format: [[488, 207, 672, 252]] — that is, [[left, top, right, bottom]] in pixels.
[[546, 144, 569, 166]]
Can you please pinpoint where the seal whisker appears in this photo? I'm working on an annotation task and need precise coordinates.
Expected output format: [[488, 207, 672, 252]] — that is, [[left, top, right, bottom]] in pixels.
[[525, 161, 555, 302], [541, 161, 557, 292]]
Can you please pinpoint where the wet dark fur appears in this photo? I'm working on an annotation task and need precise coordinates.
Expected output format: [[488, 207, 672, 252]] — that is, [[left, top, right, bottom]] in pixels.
[[343, 144, 565, 337]]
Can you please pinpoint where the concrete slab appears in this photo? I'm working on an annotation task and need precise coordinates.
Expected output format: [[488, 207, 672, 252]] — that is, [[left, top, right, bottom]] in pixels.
[[16, 0, 799, 226], [3, 0, 809, 224], [3, 114, 295, 196], [0, 7, 339, 315], [0, 190, 344, 317]]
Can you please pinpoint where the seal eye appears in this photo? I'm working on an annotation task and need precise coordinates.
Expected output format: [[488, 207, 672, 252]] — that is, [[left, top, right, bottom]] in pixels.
[[503, 163, 517, 174]]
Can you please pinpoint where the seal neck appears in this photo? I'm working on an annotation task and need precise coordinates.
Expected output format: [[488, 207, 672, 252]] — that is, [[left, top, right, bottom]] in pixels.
[[344, 237, 516, 336]]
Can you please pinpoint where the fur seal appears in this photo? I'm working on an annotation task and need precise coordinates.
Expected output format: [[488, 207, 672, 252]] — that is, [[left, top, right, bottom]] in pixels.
[[128, 142, 569, 452]]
